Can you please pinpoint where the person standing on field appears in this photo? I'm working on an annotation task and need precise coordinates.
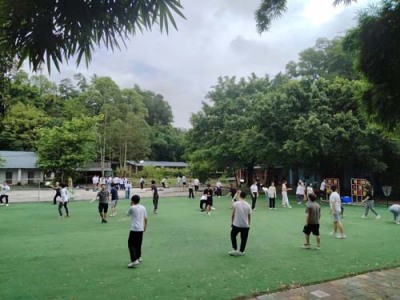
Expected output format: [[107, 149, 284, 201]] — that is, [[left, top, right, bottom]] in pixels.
[[361, 182, 381, 220], [329, 185, 346, 239], [250, 180, 258, 210], [90, 184, 110, 223], [281, 180, 292, 208], [0, 182, 11, 206], [110, 183, 119, 217], [151, 180, 159, 214], [193, 178, 200, 193], [229, 191, 252, 256], [127, 195, 147, 268], [188, 181, 195, 199], [301, 193, 321, 250], [268, 182, 277, 209], [58, 183, 70, 218], [203, 184, 214, 216], [52, 182, 61, 205]]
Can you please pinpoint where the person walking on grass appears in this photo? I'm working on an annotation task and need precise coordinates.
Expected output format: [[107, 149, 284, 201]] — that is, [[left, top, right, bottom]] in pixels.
[[361, 182, 381, 220], [229, 191, 252, 256], [329, 185, 346, 239], [250, 180, 258, 210], [193, 178, 200, 194], [125, 180, 132, 200], [302, 193, 321, 250], [296, 181, 305, 205], [188, 181, 195, 199], [203, 184, 214, 216], [90, 184, 110, 223], [268, 182, 277, 210], [0, 181, 11, 206], [110, 183, 119, 217], [151, 180, 159, 214], [127, 195, 147, 268], [52, 182, 61, 205], [58, 183, 69, 218], [281, 180, 292, 208]]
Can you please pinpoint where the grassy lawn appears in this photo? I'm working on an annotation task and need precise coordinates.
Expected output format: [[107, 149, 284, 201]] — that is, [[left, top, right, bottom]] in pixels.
[[0, 196, 399, 300]]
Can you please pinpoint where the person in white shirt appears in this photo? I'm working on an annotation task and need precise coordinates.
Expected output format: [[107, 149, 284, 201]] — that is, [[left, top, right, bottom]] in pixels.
[[92, 175, 99, 191], [329, 185, 345, 239], [193, 178, 200, 193], [127, 195, 147, 268], [125, 180, 132, 200], [58, 183, 70, 218], [389, 204, 400, 224], [268, 182, 277, 209], [250, 181, 258, 210], [229, 190, 252, 256], [0, 182, 11, 206], [320, 179, 326, 200], [281, 180, 292, 208], [296, 181, 305, 205]]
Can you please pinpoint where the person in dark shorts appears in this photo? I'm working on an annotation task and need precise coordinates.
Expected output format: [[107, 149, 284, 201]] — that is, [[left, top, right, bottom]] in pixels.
[[302, 193, 321, 250], [203, 184, 214, 216], [151, 180, 159, 214], [90, 184, 110, 223]]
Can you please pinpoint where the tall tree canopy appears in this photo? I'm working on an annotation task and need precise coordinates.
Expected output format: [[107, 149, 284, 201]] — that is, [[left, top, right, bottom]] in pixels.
[[344, 0, 400, 129], [0, 0, 185, 72]]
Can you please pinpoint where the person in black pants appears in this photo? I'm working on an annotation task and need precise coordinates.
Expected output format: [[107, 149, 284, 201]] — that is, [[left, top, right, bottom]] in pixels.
[[52, 182, 61, 205], [188, 181, 195, 199]]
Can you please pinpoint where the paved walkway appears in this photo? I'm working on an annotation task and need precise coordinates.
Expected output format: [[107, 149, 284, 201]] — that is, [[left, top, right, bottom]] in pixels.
[[251, 267, 400, 300]]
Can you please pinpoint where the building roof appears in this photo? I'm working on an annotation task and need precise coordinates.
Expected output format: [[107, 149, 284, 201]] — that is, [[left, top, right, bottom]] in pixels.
[[126, 160, 188, 168], [0, 151, 38, 169]]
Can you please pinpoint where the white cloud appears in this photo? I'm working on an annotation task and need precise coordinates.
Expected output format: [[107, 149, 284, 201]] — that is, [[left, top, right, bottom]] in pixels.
[[34, 0, 376, 128]]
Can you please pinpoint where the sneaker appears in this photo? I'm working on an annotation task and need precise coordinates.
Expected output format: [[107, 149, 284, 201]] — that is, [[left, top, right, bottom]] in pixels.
[[0, 203, 4, 206], [376, 215, 381, 220], [361, 215, 367, 218], [127, 260, 140, 268], [301, 244, 311, 249], [228, 250, 240, 256], [396, 222, 400, 225], [316, 246, 321, 250], [336, 235, 346, 239], [269, 208, 272, 210], [59, 216, 63, 219], [207, 212, 211, 216], [211, 207, 216, 211], [138, 257, 142, 263], [288, 206, 292, 208], [5, 204, 8, 207], [238, 252, 245, 256]]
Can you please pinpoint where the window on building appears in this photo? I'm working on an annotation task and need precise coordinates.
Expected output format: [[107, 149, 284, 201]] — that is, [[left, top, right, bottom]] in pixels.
[[28, 171, 35, 184], [5, 171, 12, 182]]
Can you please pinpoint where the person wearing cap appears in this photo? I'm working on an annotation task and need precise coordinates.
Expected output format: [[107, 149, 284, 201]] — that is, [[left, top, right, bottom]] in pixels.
[[127, 195, 147, 268]]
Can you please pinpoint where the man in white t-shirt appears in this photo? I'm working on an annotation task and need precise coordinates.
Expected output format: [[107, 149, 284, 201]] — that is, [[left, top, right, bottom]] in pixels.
[[229, 191, 252, 256], [58, 183, 70, 218], [250, 181, 258, 210], [329, 185, 345, 239], [127, 195, 148, 268], [320, 179, 326, 200]]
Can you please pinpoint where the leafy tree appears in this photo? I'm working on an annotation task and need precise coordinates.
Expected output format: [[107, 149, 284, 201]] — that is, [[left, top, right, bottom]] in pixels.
[[344, 0, 400, 129], [255, 0, 356, 32], [36, 116, 98, 181], [187, 75, 270, 185], [0, 0, 185, 72], [0, 102, 50, 150], [137, 88, 173, 126], [286, 38, 357, 81]]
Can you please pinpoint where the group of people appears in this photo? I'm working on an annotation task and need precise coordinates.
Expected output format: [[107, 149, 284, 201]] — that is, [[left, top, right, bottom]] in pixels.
[[92, 175, 133, 193], [48, 176, 400, 269]]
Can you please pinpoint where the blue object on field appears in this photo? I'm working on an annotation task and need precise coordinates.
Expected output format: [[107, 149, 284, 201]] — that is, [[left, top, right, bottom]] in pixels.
[[341, 196, 352, 204]]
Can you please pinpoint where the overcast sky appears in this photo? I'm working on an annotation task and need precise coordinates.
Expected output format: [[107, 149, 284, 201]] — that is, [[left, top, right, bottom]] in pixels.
[[44, 0, 375, 128]]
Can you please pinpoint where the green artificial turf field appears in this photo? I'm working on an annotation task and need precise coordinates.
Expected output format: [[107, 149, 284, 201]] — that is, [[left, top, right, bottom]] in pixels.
[[0, 196, 398, 300]]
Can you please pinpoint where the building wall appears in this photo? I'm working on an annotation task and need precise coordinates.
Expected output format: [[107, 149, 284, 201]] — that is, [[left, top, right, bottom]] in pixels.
[[0, 169, 42, 185]]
